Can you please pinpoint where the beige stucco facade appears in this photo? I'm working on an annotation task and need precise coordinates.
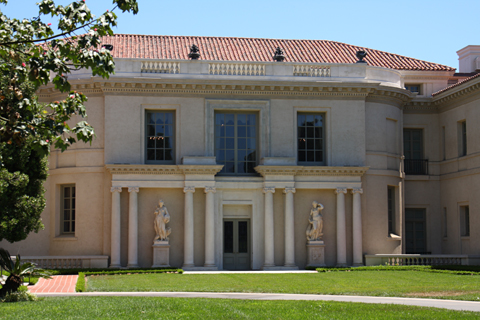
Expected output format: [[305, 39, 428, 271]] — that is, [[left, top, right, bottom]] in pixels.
[[2, 49, 480, 269]]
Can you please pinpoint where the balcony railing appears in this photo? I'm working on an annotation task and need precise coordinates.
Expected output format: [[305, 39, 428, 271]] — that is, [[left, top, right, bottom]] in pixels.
[[404, 159, 428, 175]]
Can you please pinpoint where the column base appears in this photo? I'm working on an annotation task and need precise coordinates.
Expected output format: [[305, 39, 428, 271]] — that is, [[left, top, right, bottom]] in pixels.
[[336, 264, 348, 267], [183, 266, 218, 271], [127, 264, 140, 269], [352, 263, 364, 267], [284, 265, 299, 270], [109, 264, 122, 269], [152, 241, 170, 268], [306, 241, 326, 267]]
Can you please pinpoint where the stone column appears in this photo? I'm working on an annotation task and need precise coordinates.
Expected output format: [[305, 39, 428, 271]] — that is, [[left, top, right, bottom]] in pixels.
[[352, 188, 363, 266], [283, 187, 297, 268], [204, 187, 216, 268], [335, 187, 347, 267], [183, 186, 195, 268], [263, 187, 275, 268], [127, 187, 139, 268], [110, 186, 122, 268]]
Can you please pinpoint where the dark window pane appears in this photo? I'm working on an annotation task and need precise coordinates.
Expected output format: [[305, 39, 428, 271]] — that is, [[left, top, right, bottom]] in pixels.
[[156, 125, 164, 136], [226, 150, 235, 161], [314, 128, 322, 138], [64, 199, 70, 210], [147, 113, 155, 124], [315, 151, 323, 162], [72, 187, 75, 197], [247, 114, 256, 125], [225, 114, 234, 125], [307, 139, 314, 149], [72, 210, 75, 220], [164, 137, 173, 149], [226, 138, 235, 149], [64, 187, 70, 198], [246, 162, 256, 173], [156, 149, 164, 161], [215, 126, 225, 137], [298, 139, 306, 149], [156, 138, 165, 148], [215, 114, 224, 125], [247, 126, 256, 138], [164, 113, 173, 124], [238, 221, 248, 253], [72, 222, 75, 232], [238, 162, 246, 173], [226, 126, 234, 137], [306, 127, 314, 138], [315, 115, 323, 126], [315, 139, 323, 149], [298, 127, 305, 139], [165, 150, 173, 161], [224, 221, 233, 253], [238, 138, 246, 149], [298, 151, 305, 162], [64, 222, 70, 233], [306, 114, 314, 124], [237, 114, 246, 125], [164, 125, 173, 136], [72, 198, 75, 209], [298, 114, 305, 126], [147, 125, 155, 136], [247, 139, 256, 150], [147, 138, 155, 148], [246, 150, 256, 161], [64, 211, 70, 221], [155, 113, 164, 124], [216, 150, 225, 161], [215, 138, 224, 149], [225, 162, 235, 173], [237, 150, 246, 161], [307, 151, 314, 162], [147, 149, 155, 160], [238, 126, 246, 137]]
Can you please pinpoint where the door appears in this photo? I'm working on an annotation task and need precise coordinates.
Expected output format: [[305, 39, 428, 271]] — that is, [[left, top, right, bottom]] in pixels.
[[223, 219, 250, 270], [405, 208, 427, 254]]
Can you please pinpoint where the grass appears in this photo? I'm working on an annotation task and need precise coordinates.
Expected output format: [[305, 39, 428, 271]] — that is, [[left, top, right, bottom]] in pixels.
[[85, 271, 480, 301], [0, 297, 479, 319]]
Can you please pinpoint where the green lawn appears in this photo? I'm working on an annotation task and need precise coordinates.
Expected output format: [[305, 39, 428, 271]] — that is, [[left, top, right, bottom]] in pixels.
[[86, 271, 480, 301], [0, 297, 479, 319]]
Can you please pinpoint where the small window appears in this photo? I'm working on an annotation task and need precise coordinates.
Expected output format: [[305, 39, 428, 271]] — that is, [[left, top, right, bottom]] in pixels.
[[460, 205, 470, 237], [146, 111, 175, 164], [405, 84, 421, 94], [297, 113, 325, 165], [215, 112, 258, 175], [387, 186, 395, 235], [458, 120, 467, 157], [61, 185, 76, 235]]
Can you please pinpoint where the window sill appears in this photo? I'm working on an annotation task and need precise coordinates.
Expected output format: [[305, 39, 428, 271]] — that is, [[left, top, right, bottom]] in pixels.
[[53, 236, 78, 241], [387, 233, 401, 241]]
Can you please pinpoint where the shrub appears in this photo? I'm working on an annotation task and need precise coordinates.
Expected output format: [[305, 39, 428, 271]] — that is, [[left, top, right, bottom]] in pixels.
[[76, 273, 86, 292]]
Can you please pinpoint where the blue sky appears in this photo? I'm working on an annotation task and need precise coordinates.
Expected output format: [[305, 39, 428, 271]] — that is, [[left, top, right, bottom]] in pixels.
[[2, 0, 478, 70]]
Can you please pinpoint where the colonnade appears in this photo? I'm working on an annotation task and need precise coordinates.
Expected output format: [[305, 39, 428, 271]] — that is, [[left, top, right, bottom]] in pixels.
[[110, 185, 364, 269]]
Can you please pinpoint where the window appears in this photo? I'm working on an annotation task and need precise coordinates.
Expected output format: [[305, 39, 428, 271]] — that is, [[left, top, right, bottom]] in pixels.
[[403, 129, 427, 175], [146, 111, 175, 163], [215, 112, 257, 175], [297, 113, 325, 165], [458, 120, 467, 157], [405, 208, 427, 254], [61, 185, 75, 235], [460, 205, 470, 237], [387, 186, 395, 235], [405, 84, 421, 94]]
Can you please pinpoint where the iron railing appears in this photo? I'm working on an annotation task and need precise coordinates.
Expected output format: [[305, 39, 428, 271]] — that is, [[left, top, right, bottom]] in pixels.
[[404, 159, 428, 175]]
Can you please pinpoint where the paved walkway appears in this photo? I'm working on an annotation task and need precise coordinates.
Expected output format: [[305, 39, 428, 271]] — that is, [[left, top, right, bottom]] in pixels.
[[29, 275, 78, 294], [28, 275, 480, 312]]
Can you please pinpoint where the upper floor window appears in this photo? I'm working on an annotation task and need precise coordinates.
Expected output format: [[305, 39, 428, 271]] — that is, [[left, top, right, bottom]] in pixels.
[[403, 129, 428, 175], [61, 185, 75, 235], [405, 84, 421, 94], [298, 113, 325, 165], [146, 111, 175, 164], [387, 186, 395, 235], [215, 112, 257, 175], [460, 205, 470, 237]]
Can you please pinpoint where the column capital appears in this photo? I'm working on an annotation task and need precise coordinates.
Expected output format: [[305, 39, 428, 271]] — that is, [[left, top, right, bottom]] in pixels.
[[183, 186, 195, 193], [128, 186, 139, 193], [334, 187, 347, 195], [351, 188, 363, 195], [263, 187, 275, 194], [204, 187, 216, 194], [111, 186, 122, 193], [283, 187, 296, 194]]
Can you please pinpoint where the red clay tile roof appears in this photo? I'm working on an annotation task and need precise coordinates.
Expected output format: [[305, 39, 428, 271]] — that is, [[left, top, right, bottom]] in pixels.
[[432, 73, 480, 96], [101, 34, 455, 72]]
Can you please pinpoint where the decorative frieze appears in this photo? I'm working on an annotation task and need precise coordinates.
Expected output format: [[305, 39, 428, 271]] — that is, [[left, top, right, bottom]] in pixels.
[[106, 164, 223, 175]]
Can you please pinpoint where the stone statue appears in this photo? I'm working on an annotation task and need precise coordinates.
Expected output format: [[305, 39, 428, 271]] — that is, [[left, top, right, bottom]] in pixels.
[[306, 201, 324, 241], [154, 200, 171, 242]]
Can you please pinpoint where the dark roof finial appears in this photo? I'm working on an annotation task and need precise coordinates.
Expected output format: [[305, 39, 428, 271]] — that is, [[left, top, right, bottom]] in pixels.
[[356, 50, 367, 64], [188, 44, 200, 60], [273, 47, 285, 62]]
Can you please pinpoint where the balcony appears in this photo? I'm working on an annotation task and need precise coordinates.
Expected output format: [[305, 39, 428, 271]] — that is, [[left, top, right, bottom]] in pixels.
[[404, 159, 428, 175]]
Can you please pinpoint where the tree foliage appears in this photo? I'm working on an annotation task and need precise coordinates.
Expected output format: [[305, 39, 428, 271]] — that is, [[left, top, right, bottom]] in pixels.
[[0, 0, 138, 242]]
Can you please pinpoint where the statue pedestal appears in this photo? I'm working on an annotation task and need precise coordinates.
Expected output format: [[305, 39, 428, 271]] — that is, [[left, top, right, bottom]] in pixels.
[[306, 240, 326, 267], [152, 241, 170, 268]]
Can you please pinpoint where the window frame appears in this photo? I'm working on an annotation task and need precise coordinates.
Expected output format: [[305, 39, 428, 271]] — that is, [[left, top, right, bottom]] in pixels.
[[214, 111, 259, 176], [458, 120, 467, 157], [297, 112, 326, 166], [460, 205, 470, 237], [60, 184, 76, 235], [145, 110, 176, 164], [405, 84, 422, 94], [387, 186, 395, 235]]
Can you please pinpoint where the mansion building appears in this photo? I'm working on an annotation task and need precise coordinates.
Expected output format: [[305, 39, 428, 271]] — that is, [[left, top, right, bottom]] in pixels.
[[2, 36, 480, 269]]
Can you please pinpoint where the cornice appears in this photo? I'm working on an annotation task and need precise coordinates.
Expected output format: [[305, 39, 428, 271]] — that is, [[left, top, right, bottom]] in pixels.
[[432, 81, 480, 109], [105, 164, 223, 175], [255, 165, 369, 177]]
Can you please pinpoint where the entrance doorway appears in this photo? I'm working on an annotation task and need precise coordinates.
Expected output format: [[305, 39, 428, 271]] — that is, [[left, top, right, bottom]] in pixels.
[[405, 208, 427, 254], [223, 219, 250, 270]]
